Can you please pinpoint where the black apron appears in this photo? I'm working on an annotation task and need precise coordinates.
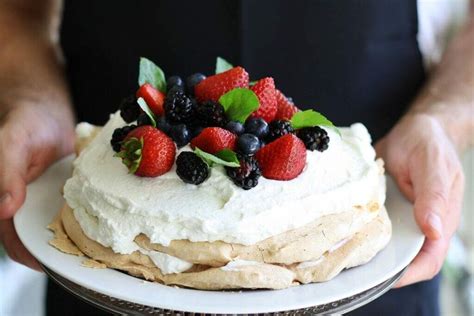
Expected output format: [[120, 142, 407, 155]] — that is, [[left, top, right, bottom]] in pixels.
[[48, 1, 438, 315]]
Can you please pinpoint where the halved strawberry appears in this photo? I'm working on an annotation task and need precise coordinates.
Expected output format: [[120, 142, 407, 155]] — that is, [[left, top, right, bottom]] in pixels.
[[274, 89, 299, 120], [250, 78, 277, 122], [194, 67, 249, 102], [190, 127, 237, 154], [136, 83, 166, 116], [255, 134, 306, 180], [118, 126, 175, 177]]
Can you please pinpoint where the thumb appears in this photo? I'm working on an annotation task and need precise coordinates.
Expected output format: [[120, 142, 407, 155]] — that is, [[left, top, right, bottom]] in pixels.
[[411, 160, 449, 241], [0, 142, 28, 220]]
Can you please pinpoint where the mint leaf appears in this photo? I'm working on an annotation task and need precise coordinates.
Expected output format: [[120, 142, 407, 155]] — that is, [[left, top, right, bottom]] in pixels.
[[138, 57, 166, 92], [194, 148, 240, 167], [215, 149, 240, 165], [215, 57, 233, 74], [137, 97, 157, 127], [218, 88, 259, 123], [290, 110, 340, 135]]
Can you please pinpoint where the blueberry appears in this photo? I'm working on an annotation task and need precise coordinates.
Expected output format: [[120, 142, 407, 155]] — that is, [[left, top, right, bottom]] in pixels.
[[236, 133, 261, 156], [156, 116, 171, 134], [244, 117, 269, 139], [169, 124, 191, 147], [167, 75, 184, 89], [186, 73, 206, 95], [225, 121, 245, 135]]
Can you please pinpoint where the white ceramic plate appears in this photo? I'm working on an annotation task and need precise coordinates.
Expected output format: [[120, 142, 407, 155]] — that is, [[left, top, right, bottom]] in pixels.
[[14, 156, 424, 314]]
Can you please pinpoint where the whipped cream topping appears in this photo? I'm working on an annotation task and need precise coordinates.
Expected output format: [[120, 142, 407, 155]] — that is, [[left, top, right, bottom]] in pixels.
[[220, 260, 262, 272], [64, 112, 385, 254], [138, 247, 193, 274]]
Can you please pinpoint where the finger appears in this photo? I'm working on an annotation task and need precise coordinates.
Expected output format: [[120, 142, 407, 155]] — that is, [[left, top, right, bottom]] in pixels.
[[0, 136, 28, 220], [411, 154, 451, 240], [446, 172, 465, 235], [395, 237, 448, 288], [0, 219, 42, 271]]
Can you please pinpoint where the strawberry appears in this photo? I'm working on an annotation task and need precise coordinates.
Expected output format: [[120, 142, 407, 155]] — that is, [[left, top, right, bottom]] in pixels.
[[190, 127, 237, 154], [274, 89, 299, 120], [136, 83, 166, 116], [118, 126, 175, 177], [255, 134, 306, 180], [194, 67, 249, 102], [250, 78, 277, 122]]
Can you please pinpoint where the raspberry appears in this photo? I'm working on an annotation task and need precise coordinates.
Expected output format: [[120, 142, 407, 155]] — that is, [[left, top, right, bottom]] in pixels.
[[226, 156, 261, 190], [266, 120, 294, 142], [164, 90, 195, 123], [110, 125, 137, 152], [296, 126, 330, 152], [119, 95, 140, 123], [196, 101, 227, 127], [176, 152, 209, 185]]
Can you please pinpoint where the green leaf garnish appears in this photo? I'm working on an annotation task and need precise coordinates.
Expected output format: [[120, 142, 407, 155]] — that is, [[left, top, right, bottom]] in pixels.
[[290, 110, 340, 135], [215, 57, 233, 74], [194, 147, 240, 167], [137, 97, 157, 127], [138, 57, 166, 93], [218, 88, 259, 123]]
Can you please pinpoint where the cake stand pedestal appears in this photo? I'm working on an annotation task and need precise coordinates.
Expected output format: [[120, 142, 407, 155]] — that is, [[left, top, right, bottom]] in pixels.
[[42, 264, 405, 315]]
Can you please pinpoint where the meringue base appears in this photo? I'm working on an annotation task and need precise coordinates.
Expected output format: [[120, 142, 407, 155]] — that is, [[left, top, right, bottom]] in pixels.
[[48, 203, 391, 290]]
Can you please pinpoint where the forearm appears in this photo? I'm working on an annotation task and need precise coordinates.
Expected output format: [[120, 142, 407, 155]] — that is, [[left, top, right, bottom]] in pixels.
[[0, 0, 74, 130], [407, 6, 474, 153]]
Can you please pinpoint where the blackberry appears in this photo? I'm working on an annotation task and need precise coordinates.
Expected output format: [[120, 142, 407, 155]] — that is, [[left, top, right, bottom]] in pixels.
[[296, 126, 330, 152], [164, 90, 195, 123], [110, 125, 137, 152], [226, 156, 261, 190], [196, 101, 227, 127], [137, 112, 153, 126], [176, 152, 209, 185], [266, 120, 294, 142], [119, 95, 140, 123]]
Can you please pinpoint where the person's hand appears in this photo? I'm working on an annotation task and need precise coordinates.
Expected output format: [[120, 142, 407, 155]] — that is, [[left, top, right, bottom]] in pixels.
[[376, 113, 465, 287], [0, 102, 74, 271]]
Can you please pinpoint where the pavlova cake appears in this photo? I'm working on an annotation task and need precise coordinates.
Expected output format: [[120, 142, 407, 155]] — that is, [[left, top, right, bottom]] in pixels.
[[48, 57, 391, 290]]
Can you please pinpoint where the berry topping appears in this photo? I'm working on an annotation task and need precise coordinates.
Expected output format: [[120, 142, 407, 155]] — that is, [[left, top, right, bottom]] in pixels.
[[226, 155, 261, 190], [296, 126, 330, 152], [110, 125, 137, 152], [274, 89, 299, 120], [176, 151, 209, 185], [236, 133, 261, 156], [156, 116, 171, 134], [250, 78, 277, 122], [164, 90, 195, 123], [190, 127, 237, 154], [167, 75, 184, 90], [169, 123, 192, 147], [119, 95, 140, 123], [194, 67, 249, 102], [137, 112, 153, 126], [136, 83, 166, 117], [266, 119, 294, 142], [225, 121, 245, 135], [195, 101, 227, 127], [244, 117, 269, 139], [186, 73, 207, 95], [255, 134, 307, 180], [117, 126, 176, 177]]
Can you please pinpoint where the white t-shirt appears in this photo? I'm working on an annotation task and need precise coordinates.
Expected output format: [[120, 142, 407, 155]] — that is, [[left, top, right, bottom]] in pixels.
[[417, 0, 470, 70]]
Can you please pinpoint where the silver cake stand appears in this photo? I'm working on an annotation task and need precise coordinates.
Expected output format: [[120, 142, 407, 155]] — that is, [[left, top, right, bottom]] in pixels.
[[42, 264, 405, 315]]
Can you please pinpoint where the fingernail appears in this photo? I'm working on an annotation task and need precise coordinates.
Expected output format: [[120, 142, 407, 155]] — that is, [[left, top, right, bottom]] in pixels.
[[0, 193, 11, 207], [427, 213, 443, 239]]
